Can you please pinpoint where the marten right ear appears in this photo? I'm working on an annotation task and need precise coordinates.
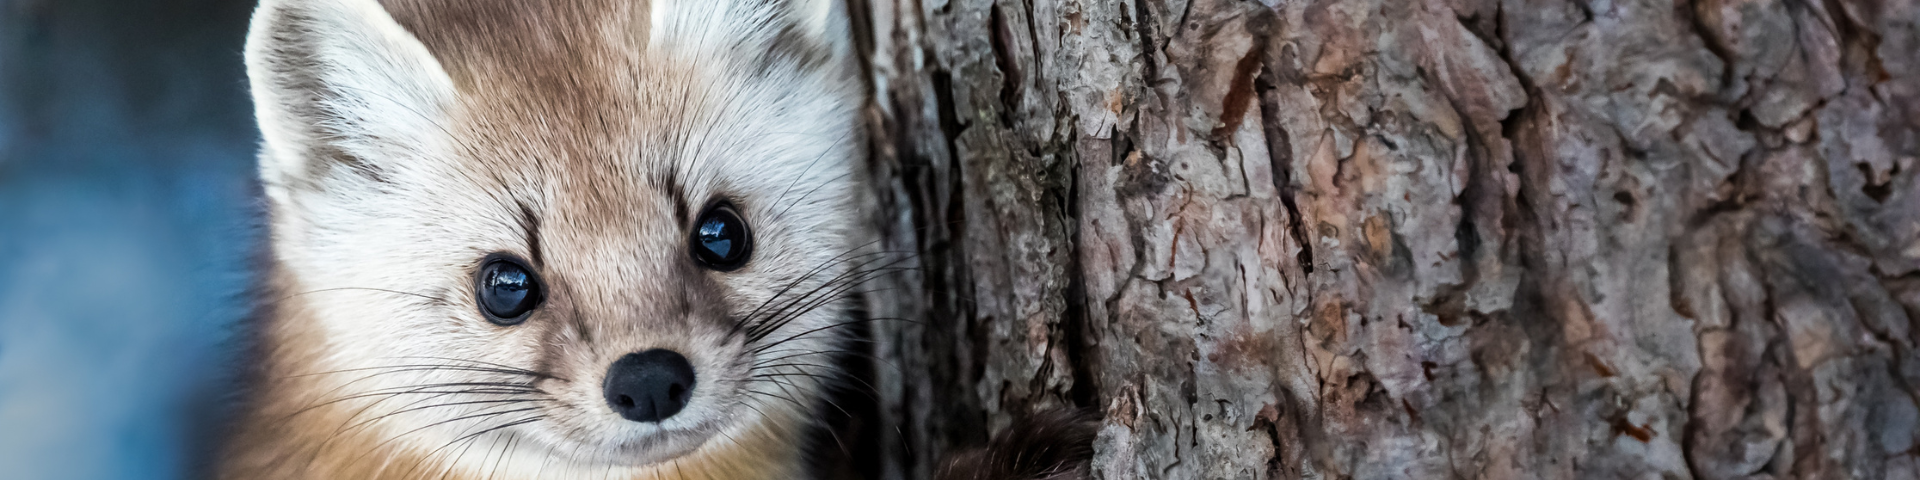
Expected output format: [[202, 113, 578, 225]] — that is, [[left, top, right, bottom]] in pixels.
[[245, 0, 455, 196]]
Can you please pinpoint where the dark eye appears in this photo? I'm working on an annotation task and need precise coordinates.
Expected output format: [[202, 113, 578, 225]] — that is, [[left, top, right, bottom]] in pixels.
[[476, 256, 543, 325], [691, 203, 752, 270]]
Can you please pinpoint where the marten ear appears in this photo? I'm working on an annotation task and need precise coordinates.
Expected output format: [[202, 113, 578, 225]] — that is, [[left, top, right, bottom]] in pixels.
[[245, 0, 456, 196], [650, 0, 851, 72], [781, 0, 850, 58], [763, 0, 852, 70]]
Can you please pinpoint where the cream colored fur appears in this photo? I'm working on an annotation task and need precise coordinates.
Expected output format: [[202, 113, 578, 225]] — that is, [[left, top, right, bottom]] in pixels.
[[224, 0, 863, 478]]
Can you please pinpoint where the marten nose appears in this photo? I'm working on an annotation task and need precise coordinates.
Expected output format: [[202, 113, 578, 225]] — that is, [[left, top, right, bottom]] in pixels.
[[603, 349, 697, 423]]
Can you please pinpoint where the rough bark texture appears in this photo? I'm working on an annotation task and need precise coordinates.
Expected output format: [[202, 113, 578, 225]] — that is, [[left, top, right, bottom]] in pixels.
[[849, 0, 1920, 478]]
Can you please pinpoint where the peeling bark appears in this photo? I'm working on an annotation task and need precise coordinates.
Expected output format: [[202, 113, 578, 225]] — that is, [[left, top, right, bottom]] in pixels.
[[849, 0, 1920, 478]]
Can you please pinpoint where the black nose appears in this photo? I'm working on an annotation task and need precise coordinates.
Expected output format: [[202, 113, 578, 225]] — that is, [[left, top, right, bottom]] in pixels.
[[603, 349, 697, 423]]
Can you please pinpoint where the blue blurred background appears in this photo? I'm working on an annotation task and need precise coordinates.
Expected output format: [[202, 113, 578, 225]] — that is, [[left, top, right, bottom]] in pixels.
[[0, 0, 259, 478]]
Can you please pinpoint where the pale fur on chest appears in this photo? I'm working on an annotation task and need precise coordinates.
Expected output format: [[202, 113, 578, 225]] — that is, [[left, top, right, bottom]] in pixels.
[[224, 0, 864, 478]]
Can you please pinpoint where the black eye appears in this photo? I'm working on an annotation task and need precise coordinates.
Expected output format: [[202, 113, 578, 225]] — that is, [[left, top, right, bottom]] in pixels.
[[691, 203, 752, 270], [476, 256, 543, 325]]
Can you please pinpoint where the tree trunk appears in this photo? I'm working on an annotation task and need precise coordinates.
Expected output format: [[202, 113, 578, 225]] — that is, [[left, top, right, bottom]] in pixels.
[[848, 0, 1920, 478]]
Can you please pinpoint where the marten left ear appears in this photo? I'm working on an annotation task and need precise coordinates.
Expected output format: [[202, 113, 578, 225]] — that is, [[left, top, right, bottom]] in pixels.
[[244, 0, 457, 197], [743, 0, 853, 73], [651, 0, 851, 74], [768, 0, 852, 73], [781, 0, 849, 56]]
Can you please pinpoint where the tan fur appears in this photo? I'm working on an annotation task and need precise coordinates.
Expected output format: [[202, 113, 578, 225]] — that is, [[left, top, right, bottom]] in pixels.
[[225, 0, 862, 478]]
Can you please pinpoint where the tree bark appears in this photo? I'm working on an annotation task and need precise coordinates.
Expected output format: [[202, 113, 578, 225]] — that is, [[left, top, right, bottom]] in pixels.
[[849, 0, 1920, 478]]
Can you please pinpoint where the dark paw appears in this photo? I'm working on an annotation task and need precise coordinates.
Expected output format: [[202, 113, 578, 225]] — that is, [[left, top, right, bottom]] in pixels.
[[935, 409, 1098, 480]]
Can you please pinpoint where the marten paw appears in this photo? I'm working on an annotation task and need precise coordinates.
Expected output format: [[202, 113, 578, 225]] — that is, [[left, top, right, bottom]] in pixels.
[[935, 409, 1098, 480]]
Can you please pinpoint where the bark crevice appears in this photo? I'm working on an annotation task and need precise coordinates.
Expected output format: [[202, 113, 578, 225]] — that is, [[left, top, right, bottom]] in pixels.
[[855, 0, 1920, 477]]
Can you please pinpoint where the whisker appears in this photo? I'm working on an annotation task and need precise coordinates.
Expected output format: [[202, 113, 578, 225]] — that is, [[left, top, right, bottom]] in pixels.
[[384, 356, 564, 381], [747, 317, 924, 355], [739, 246, 915, 322], [280, 358, 551, 420], [743, 257, 917, 341], [344, 398, 550, 435], [733, 247, 906, 336], [759, 374, 859, 424], [773, 170, 857, 220], [740, 388, 812, 412], [288, 364, 552, 381], [747, 266, 917, 343], [771, 130, 858, 211], [360, 406, 542, 466], [277, 286, 450, 304], [750, 370, 884, 400], [441, 415, 548, 464], [281, 382, 542, 422], [752, 349, 903, 373], [303, 384, 545, 467]]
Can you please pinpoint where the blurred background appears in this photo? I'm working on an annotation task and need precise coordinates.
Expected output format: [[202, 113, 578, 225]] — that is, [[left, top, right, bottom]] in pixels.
[[0, 0, 260, 478]]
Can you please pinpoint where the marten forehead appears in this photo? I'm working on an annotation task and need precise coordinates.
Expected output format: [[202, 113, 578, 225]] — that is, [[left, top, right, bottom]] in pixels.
[[379, 0, 654, 159], [377, 0, 647, 93], [372, 0, 746, 225], [359, 0, 850, 248]]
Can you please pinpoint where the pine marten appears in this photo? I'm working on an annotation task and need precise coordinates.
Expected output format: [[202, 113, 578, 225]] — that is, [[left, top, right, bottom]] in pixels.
[[222, 1, 1092, 478]]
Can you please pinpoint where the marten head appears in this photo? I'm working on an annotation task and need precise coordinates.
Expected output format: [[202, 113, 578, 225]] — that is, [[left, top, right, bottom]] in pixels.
[[243, 0, 862, 473]]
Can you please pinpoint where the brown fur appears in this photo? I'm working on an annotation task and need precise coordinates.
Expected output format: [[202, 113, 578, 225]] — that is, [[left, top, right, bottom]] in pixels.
[[378, 0, 647, 131]]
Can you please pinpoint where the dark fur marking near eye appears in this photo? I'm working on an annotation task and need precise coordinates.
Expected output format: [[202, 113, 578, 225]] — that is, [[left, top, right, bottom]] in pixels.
[[529, 301, 589, 389], [529, 348, 556, 385], [517, 200, 544, 266], [659, 171, 691, 226], [571, 311, 595, 345]]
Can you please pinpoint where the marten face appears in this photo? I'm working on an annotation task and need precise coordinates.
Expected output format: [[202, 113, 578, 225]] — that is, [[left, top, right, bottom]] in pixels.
[[246, 0, 862, 473]]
